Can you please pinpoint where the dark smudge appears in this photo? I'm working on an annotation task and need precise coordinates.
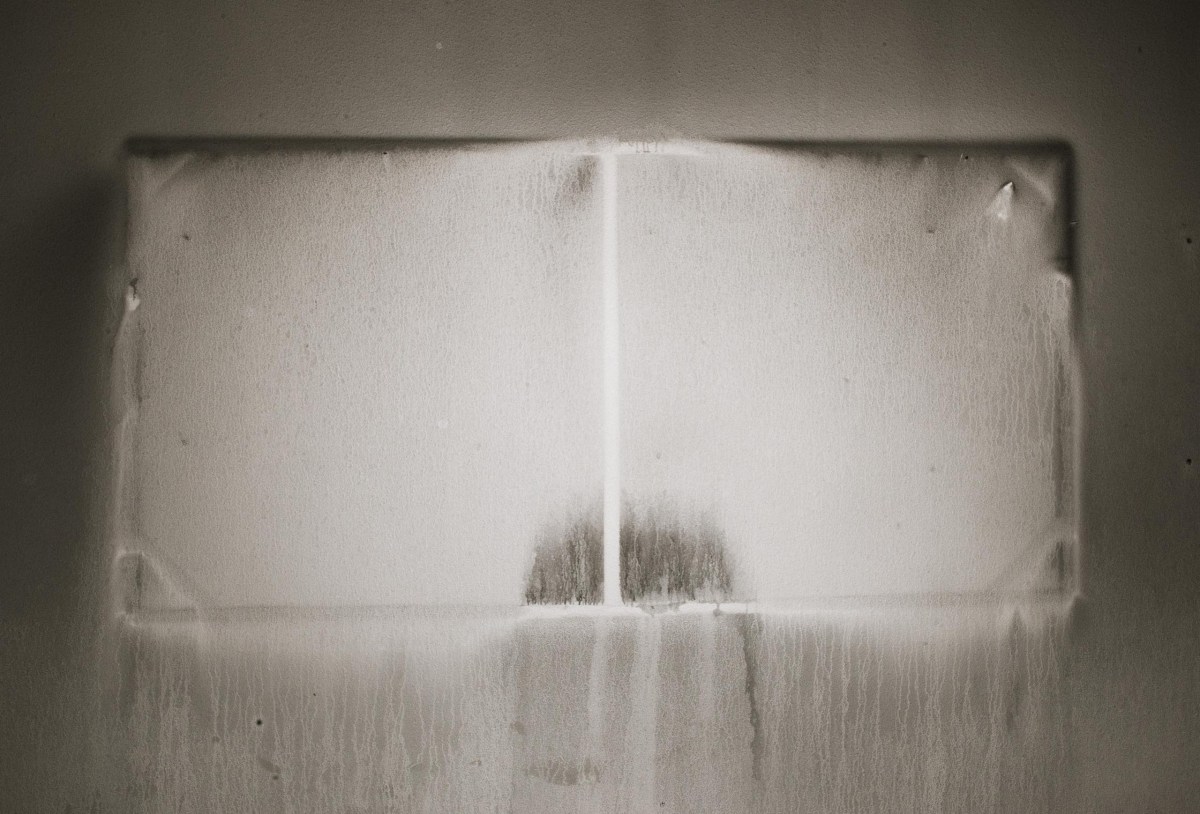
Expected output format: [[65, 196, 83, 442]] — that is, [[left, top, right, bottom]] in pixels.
[[523, 496, 737, 604], [621, 499, 735, 603], [737, 613, 764, 781], [525, 758, 602, 786], [523, 502, 603, 604]]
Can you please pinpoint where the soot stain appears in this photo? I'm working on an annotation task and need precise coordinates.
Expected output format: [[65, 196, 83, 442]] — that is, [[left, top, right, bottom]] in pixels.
[[522, 497, 738, 604], [523, 501, 603, 604], [620, 499, 735, 603]]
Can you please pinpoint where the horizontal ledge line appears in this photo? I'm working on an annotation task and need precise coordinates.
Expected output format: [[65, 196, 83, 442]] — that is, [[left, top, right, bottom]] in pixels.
[[119, 592, 1077, 627]]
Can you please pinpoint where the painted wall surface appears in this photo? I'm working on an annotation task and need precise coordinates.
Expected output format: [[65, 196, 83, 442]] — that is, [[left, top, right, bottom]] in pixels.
[[618, 146, 1073, 599], [125, 146, 604, 608], [1, 0, 1197, 811], [122, 143, 1072, 610]]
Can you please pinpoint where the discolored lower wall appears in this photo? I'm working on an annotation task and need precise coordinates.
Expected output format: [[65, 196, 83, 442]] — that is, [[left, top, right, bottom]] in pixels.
[[78, 604, 1069, 813]]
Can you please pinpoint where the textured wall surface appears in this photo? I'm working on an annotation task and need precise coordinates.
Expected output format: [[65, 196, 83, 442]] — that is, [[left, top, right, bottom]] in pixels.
[[125, 146, 604, 608], [618, 146, 1074, 599], [122, 142, 1073, 609], [96, 604, 1068, 813], [1, 0, 1197, 811], [91, 142, 1074, 811]]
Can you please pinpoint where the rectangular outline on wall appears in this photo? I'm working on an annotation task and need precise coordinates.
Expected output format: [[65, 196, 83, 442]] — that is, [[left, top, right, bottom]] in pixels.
[[115, 137, 1081, 614]]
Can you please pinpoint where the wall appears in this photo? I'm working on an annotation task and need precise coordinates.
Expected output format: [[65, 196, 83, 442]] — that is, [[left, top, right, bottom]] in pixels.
[[1, 0, 1196, 810]]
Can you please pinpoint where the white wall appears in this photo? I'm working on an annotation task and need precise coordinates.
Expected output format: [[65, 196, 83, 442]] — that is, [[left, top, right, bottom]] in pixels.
[[1, 0, 1197, 810], [124, 143, 1072, 608], [618, 146, 1073, 599], [126, 146, 605, 608]]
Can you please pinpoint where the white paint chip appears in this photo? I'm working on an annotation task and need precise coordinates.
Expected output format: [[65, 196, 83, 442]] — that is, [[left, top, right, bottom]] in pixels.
[[988, 180, 1016, 221]]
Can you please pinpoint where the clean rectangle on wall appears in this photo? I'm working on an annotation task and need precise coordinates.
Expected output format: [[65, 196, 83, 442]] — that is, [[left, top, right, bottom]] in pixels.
[[122, 142, 606, 608], [117, 140, 1076, 610], [618, 143, 1075, 601]]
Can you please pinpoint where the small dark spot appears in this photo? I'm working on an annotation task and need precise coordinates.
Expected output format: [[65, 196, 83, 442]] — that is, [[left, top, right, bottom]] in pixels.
[[256, 719, 263, 726], [180, 437, 189, 446], [1186, 237, 1193, 245], [182, 233, 190, 241], [1137, 45, 1143, 54], [925, 226, 935, 234], [272, 774, 279, 781], [1187, 458, 1193, 466], [342, 113, 350, 120], [312, 692, 317, 696], [962, 154, 970, 161], [212, 735, 220, 744]]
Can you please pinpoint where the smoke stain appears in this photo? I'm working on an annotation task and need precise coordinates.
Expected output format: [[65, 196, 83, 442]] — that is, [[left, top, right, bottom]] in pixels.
[[523, 497, 737, 604], [621, 500, 735, 604], [523, 502, 603, 604]]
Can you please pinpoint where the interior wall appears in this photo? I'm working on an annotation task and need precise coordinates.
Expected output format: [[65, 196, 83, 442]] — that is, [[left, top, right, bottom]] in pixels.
[[1, 0, 1196, 810]]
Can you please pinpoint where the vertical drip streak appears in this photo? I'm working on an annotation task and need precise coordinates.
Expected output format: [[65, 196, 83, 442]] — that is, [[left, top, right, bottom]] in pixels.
[[602, 153, 622, 606]]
